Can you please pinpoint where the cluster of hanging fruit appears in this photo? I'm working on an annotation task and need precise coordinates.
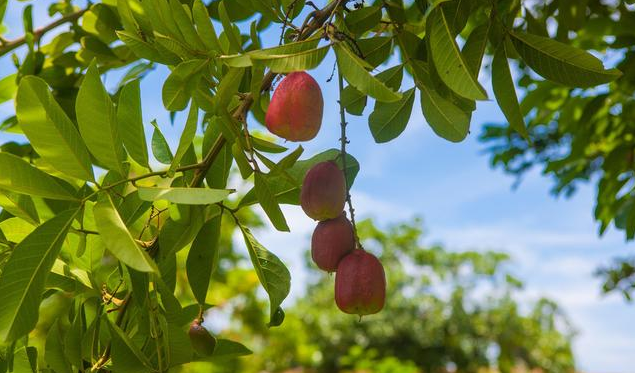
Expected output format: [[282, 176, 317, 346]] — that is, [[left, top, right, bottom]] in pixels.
[[301, 161, 386, 317], [188, 70, 387, 356], [267, 71, 387, 317]]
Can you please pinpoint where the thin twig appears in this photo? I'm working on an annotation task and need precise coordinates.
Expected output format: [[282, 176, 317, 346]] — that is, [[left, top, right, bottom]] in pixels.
[[0, 7, 89, 57]]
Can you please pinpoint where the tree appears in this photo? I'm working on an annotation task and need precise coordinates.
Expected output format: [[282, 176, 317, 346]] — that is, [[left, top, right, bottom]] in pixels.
[[0, 0, 620, 371], [478, 0, 635, 300], [215, 218, 576, 373]]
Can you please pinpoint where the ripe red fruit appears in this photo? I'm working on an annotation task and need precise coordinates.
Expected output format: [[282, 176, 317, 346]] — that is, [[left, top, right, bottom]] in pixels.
[[188, 319, 216, 356], [335, 249, 386, 316], [311, 213, 355, 272], [301, 161, 346, 221], [265, 71, 324, 142]]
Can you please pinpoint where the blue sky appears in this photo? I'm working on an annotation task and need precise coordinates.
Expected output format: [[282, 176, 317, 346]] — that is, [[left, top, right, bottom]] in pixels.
[[1, 1, 634, 372]]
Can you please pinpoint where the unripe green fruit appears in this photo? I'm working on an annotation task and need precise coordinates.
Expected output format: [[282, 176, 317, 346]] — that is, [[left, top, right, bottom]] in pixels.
[[265, 71, 324, 142], [311, 213, 355, 272], [301, 161, 346, 221], [335, 249, 386, 316], [188, 319, 216, 356]]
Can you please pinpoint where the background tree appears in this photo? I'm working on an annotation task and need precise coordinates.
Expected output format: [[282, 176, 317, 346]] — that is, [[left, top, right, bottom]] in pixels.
[[0, 0, 621, 371], [479, 0, 635, 301], [191, 218, 575, 373]]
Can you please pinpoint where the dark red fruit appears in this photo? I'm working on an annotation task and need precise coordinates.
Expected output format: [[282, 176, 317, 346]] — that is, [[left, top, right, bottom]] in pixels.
[[311, 213, 355, 272], [301, 161, 346, 221], [188, 319, 216, 356], [335, 249, 386, 316], [265, 71, 324, 142]]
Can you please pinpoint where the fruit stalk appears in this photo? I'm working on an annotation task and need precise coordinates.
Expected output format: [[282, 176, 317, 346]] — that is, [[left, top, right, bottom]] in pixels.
[[337, 71, 361, 248]]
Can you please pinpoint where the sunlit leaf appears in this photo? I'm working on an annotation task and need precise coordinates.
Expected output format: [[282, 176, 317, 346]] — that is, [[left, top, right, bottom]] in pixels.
[[16, 76, 95, 181], [0, 209, 78, 342]]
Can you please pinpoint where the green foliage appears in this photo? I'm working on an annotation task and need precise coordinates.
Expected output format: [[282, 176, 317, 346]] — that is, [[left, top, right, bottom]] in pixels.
[[0, 0, 620, 370], [479, 0, 635, 298], [211, 218, 575, 373]]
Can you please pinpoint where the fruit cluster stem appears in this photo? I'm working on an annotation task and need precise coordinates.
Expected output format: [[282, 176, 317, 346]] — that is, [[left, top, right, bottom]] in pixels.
[[337, 71, 361, 249]]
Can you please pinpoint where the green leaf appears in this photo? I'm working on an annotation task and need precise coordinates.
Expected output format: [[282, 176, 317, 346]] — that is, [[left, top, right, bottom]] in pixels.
[[108, 320, 153, 373], [220, 37, 320, 67], [163, 59, 208, 112], [412, 61, 470, 142], [151, 120, 174, 164], [214, 67, 245, 113], [16, 76, 95, 181], [0, 73, 17, 104], [149, 0, 185, 43], [116, 30, 181, 65], [0, 209, 78, 342], [203, 119, 233, 189], [462, 23, 490, 77], [137, 187, 232, 204], [510, 31, 622, 87], [492, 42, 529, 139], [117, 80, 149, 168], [45, 320, 72, 373], [443, 0, 473, 35], [357, 37, 393, 68], [0, 153, 77, 201], [93, 195, 157, 272], [251, 44, 330, 73], [369, 87, 415, 143], [0, 190, 39, 225], [158, 206, 205, 259], [240, 225, 290, 324], [64, 303, 84, 368], [169, 0, 207, 51], [82, 3, 120, 43], [334, 43, 401, 102], [197, 339, 253, 361], [251, 136, 288, 154], [427, 7, 487, 100], [193, 0, 222, 53], [232, 142, 254, 179], [341, 85, 367, 116], [0, 218, 35, 243], [219, 0, 243, 53], [254, 172, 290, 232], [186, 212, 222, 304], [210, 339, 252, 358], [76, 61, 126, 175], [345, 6, 382, 35], [170, 104, 199, 172]]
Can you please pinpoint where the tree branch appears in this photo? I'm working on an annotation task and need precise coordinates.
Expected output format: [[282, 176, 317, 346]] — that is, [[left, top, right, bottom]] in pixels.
[[0, 7, 89, 57], [190, 0, 348, 187]]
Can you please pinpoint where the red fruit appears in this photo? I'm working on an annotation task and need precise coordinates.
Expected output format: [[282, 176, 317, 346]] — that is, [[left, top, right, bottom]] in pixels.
[[311, 213, 355, 272], [188, 319, 216, 356], [265, 71, 324, 142], [301, 161, 346, 221], [335, 249, 386, 316]]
